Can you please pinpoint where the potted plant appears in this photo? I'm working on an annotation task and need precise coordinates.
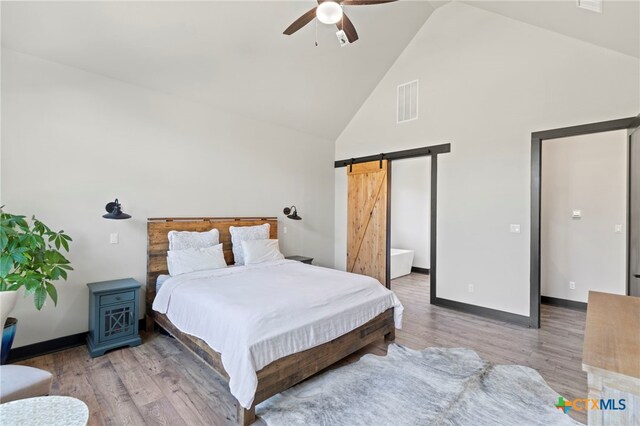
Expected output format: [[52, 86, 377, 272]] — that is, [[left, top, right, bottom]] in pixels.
[[0, 208, 73, 358]]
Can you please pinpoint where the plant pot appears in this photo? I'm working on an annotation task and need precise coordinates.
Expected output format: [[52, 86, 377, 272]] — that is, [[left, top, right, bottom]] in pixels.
[[1, 317, 17, 364], [0, 291, 18, 364], [0, 291, 18, 331]]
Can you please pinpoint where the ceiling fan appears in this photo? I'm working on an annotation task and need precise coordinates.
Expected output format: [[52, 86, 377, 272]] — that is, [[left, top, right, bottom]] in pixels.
[[283, 0, 398, 45]]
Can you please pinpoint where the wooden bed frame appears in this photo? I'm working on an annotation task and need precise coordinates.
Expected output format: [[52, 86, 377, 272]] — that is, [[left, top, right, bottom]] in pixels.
[[146, 217, 396, 425]]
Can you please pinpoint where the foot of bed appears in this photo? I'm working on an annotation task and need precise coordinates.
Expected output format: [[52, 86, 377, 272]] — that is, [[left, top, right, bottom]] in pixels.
[[384, 328, 396, 341], [237, 403, 256, 426]]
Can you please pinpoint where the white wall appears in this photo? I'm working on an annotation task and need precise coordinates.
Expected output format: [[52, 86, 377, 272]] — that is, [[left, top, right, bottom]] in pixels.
[[1, 48, 335, 347], [391, 157, 430, 268], [334, 2, 639, 316], [541, 130, 627, 302]]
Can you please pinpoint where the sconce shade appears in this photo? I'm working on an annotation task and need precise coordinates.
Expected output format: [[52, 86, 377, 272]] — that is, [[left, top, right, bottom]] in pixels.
[[103, 199, 131, 220], [283, 206, 302, 221]]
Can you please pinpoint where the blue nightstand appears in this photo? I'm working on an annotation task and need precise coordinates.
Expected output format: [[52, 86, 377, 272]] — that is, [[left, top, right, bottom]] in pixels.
[[87, 278, 142, 357]]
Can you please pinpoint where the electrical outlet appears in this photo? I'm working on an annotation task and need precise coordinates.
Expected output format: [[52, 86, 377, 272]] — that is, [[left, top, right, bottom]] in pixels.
[[468, 284, 474, 293], [510, 224, 521, 234], [569, 281, 576, 290], [283, 227, 288, 235], [615, 224, 623, 233], [110, 233, 119, 244]]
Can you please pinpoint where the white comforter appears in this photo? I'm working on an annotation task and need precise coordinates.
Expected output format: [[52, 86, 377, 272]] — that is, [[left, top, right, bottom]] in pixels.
[[152, 259, 403, 409]]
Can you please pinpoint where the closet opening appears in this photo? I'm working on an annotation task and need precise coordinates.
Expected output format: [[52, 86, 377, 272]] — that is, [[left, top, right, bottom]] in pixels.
[[530, 115, 640, 328]]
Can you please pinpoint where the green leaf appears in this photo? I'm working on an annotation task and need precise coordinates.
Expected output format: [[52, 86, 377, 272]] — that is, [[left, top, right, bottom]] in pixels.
[[34, 285, 47, 310], [50, 267, 62, 280], [11, 251, 27, 264], [7, 282, 22, 291], [34, 235, 45, 248], [14, 217, 29, 230], [0, 256, 14, 278], [24, 277, 40, 293], [45, 283, 58, 306], [60, 237, 69, 252], [0, 231, 8, 251]]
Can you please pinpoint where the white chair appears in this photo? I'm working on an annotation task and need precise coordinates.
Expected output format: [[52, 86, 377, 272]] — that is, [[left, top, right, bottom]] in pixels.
[[0, 365, 53, 403]]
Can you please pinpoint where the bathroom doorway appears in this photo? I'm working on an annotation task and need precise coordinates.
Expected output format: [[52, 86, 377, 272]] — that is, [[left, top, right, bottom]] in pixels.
[[336, 143, 449, 305], [390, 157, 431, 284]]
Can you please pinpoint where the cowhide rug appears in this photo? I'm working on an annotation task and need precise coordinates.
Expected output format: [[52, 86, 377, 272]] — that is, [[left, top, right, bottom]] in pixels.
[[256, 344, 581, 426]]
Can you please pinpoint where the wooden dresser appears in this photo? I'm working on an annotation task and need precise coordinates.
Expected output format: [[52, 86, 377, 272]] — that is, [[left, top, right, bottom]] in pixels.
[[582, 291, 640, 425]]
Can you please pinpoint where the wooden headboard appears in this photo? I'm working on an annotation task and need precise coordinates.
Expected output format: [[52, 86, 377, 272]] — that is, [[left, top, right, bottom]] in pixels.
[[146, 217, 277, 327]]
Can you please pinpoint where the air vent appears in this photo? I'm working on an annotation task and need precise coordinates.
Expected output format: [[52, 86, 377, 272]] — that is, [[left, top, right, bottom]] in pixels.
[[577, 0, 602, 13], [397, 80, 418, 123]]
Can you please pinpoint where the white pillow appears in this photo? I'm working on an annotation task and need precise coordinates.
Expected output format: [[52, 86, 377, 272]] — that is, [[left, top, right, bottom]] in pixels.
[[229, 223, 270, 265], [168, 229, 219, 251], [242, 239, 284, 265], [167, 243, 226, 276]]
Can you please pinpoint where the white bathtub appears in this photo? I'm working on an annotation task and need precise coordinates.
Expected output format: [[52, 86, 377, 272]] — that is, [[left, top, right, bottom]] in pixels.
[[390, 248, 415, 279]]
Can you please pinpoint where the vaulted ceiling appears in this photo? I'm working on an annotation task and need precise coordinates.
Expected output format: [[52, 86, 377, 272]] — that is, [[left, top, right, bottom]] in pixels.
[[466, 0, 639, 59], [2, 1, 638, 140], [1, 1, 438, 140]]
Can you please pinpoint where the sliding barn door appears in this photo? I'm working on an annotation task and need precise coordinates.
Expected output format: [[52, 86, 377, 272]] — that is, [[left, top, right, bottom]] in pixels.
[[347, 160, 389, 286]]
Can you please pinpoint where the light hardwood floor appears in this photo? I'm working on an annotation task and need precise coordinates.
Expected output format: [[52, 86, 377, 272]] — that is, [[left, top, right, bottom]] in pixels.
[[17, 273, 587, 425]]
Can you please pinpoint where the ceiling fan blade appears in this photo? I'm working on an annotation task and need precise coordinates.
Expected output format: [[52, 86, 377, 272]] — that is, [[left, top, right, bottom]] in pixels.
[[340, 0, 397, 5], [283, 7, 318, 35], [336, 12, 359, 43]]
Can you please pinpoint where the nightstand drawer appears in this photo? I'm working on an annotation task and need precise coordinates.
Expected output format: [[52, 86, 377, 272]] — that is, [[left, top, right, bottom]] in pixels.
[[100, 291, 134, 306]]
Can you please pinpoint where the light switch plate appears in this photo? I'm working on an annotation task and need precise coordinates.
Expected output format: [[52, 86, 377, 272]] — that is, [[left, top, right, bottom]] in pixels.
[[510, 224, 521, 233], [110, 233, 119, 244]]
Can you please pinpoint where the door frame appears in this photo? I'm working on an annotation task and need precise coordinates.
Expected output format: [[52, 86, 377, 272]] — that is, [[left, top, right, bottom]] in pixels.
[[335, 143, 450, 303], [530, 115, 640, 328], [627, 118, 640, 296]]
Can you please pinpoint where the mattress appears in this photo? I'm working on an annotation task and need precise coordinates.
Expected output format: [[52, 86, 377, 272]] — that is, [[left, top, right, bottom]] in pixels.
[[155, 274, 170, 291], [152, 259, 403, 409]]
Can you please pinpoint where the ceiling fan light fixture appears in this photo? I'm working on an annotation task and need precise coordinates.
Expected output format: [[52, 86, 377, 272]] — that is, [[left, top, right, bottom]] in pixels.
[[316, 2, 343, 25]]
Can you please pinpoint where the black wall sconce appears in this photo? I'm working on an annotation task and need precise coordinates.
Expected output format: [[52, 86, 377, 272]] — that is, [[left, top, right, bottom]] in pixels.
[[283, 205, 301, 220], [103, 198, 131, 220]]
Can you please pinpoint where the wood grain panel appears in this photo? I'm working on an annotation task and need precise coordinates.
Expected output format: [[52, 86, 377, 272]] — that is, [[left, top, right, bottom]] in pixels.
[[582, 291, 640, 379], [347, 160, 388, 285], [582, 291, 640, 425]]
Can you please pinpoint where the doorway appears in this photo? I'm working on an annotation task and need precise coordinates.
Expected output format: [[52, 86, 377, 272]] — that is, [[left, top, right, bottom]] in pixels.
[[530, 115, 640, 328], [336, 143, 450, 302], [389, 157, 431, 281]]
